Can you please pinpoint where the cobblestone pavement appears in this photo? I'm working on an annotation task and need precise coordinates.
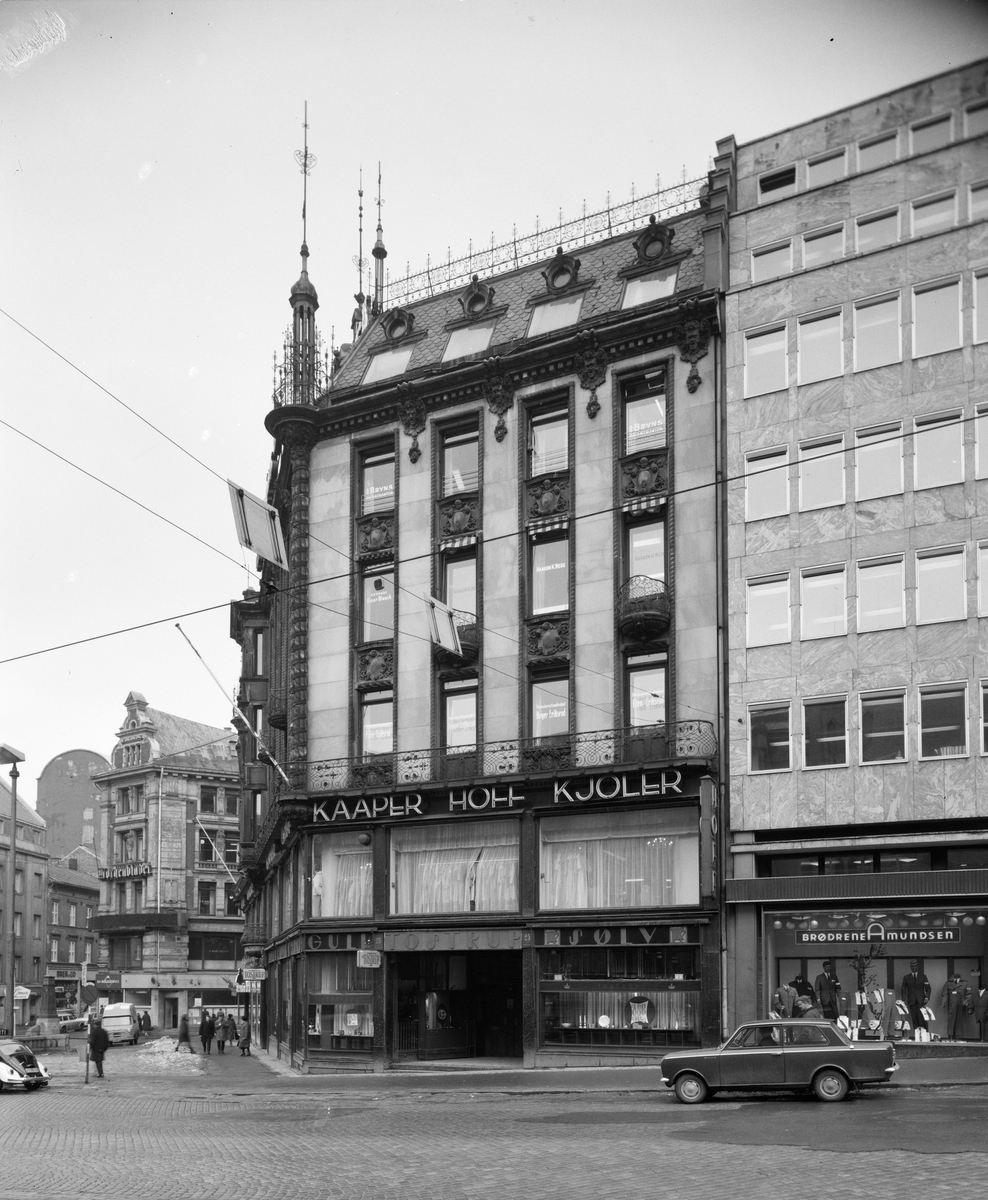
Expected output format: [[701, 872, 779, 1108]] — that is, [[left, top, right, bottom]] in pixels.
[[0, 1047, 984, 1200]]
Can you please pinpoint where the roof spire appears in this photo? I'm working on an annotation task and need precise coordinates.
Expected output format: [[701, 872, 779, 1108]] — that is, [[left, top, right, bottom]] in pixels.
[[351, 169, 366, 340], [372, 162, 387, 317]]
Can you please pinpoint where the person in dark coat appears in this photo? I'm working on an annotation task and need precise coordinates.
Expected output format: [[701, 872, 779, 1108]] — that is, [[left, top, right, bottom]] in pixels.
[[223, 1012, 238, 1049], [238, 1023, 251, 1056], [814, 960, 843, 1021], [940, 974, 971, 1040], [176, 1013, 192, 1052], [215, 1011, 227, 1054], [139, 1011, 151, 1034], [200, 1010, 216, 1055], [89, 1018, 110, 1079], [973, 983, 988, 1043]]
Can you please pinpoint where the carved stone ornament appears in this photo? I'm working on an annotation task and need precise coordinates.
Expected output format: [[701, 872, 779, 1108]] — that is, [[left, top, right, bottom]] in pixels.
[[458, 274, 495, 318], [632, 215, 675, 265], [437, 494, 480, 539], [278, 801, 312, 840], [396, 383, 427, 463], [381, 307, 416, 341], [356, 645, 394, 687], [356, 512, 395, 560], [482, 356, 515, 442], [542, 246, 581, 292], [674, 297, 711, 394], [620, 450, 668, 501], [526, 617, 571, 661], [573, 329, 608, 419], [525, 476, 571, 521]]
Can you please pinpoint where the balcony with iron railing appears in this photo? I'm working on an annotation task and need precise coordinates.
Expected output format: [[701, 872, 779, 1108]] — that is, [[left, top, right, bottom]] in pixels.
[[618, 576, 671, 641], [308, 721, 715, 791]]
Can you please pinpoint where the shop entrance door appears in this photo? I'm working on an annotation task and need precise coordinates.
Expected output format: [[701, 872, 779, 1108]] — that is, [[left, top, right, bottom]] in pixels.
[[394, 950, 522, 1061], [163, 995, 179, 1030]]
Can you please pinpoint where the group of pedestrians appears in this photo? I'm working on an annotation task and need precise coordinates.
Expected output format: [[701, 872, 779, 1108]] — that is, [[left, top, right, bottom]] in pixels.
[[176, 1010, 251, 1055]]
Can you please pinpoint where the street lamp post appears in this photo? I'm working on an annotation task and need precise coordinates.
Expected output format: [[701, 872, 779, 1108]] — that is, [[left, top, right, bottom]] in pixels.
[[1, 745, 25, 1038]]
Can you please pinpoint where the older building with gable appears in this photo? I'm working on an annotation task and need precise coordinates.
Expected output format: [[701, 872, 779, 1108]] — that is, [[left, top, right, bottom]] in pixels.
[[231, 172, 729, 1072], [0, 778, 48, 1028]]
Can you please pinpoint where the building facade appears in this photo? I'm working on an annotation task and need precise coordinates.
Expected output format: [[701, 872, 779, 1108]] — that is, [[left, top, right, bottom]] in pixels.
[[36, 749, 109, 860], [46, 859, 99, 1014], [724, 60, 988, 1038], [91, 692, 243, 1029], [0, 778, 48, 1028], [232, 175, 730, 1072]]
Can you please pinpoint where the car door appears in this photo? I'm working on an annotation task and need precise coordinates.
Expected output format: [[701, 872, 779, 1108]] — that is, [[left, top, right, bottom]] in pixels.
[[718, 1025, 785, 1087], [783, 1022, 833, 1084]]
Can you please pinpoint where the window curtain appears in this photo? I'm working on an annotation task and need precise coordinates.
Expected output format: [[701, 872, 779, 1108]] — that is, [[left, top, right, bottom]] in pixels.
[[392, 820, 519, 914], [312, 833, 373, 918], [540, 808, 699, 910]]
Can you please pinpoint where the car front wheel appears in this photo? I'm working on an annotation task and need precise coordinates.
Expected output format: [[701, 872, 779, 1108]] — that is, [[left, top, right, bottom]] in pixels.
[[812, 1069, 849, 1102], [673, 1072, 709, 1104]]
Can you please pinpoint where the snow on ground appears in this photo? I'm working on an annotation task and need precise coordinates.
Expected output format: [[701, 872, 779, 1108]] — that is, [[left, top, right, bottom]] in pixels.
[[131, 1038, 205, 1074]]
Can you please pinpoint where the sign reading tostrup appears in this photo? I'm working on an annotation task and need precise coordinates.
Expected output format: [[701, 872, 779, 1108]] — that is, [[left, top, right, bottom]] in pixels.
[[314, 768, 692, 824]]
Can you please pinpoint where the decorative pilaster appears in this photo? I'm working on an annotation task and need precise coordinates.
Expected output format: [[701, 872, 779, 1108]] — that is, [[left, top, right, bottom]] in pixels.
[[284, 423, 314, 791]]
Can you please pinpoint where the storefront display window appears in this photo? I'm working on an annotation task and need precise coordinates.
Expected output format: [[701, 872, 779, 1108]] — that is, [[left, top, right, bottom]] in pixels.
[[390, 820, 520, 914], [311, 831, 373, 917], [539, 808, 699, 910], [307, 953, 374, 1052]]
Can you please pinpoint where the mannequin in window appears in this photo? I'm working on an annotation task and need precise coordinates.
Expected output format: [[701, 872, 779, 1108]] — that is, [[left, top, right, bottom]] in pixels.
[[940, 973, 971, 1040], [789, 973, 816, 1005], [814, 960, 843, 1021], [771, 980, 799, 1018], [900, 960, 931, 1031]]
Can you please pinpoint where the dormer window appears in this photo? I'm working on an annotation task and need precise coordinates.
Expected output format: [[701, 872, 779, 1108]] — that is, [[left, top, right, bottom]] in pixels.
[[622, 266, 678, 309], [363, 346, 413, 384], [632, 215, 675, 264], [442, 319, 497, 363], [458, 274, 495, 317], [381, 307, 415, 341], [542, 247, 581, 292], [528, 294, 584, 338]]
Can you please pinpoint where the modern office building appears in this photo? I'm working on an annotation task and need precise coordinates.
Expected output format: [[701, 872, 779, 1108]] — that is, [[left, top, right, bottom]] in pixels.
[[231, 173, 729, 1071], [723, 60, 988, 1039], [91, 692, 243, 1028]]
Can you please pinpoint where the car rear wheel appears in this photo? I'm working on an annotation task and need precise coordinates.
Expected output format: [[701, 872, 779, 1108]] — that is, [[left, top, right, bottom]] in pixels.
[[812, 1069, 849, 1102], [673, 1072, 709, 1104]]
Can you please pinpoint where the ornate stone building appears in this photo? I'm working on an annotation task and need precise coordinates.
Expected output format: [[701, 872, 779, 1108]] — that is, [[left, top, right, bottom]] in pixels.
[[231, 174, 729, 1071]]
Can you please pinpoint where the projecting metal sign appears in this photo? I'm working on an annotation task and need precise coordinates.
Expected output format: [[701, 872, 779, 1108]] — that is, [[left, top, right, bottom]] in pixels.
[[241, 968, 267, 981]]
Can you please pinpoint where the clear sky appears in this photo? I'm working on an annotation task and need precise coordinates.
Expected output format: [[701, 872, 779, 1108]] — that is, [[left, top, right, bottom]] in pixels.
[[2, 0, 986, 804]]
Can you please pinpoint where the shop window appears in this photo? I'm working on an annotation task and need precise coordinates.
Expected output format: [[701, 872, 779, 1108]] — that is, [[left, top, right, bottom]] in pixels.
[[975, 273, 988, 344], [806, 150, 846, 189], [391, 820, 519, 914], [307, 953, 374, 1050], [855, 423, 902, 499], [540, 807, 698, 910], [801, 226, 844, 270], [798, 436, 844, 509], [627, 518, 665, 580], [528, 407, 568, 475], [746, 574, 790, 646], [855, 209, 899, 253], [361, 571, 395, 642], [311, 831, 373, 918], [622, 370, 666, 454], [914, 411, 963, 489], [910, 114, 952, 154], [528, 294, 583, 337], [860, 691, 906, 762], [919, 685, 968, 758], [800, 568, 846, 639], [199, 786, 217, 814], [441, 429, 479, 495], [911, 193, 957, 238], [197, 882, 216, 916], [531, 537, 569, 615], [361, 449, 395, 514], [916, 547, 966, 624], [442, 319, 496, 363], [857, 557, 904, 631], [622, 266, 678, 308], [360, 691, 393, 758], [879, 850, 932, 872], [443, 679, 477, 754], [627, 654, 666, 727], [853, 294, 900, 371], [971, 182, 988, 223], [363, 345, 412, 385], [758, 165, 796, 202], [947, 845, 988, 869], [751, 242, 792, 283], [744, 325, 788, 396], [797, 312, 842, 384], [857, 133, 898, 171], [803, 696, 848, 768], [530, 676, 569, 741], [913, 280, 961, 358], [744, 447, 789, 520], [443, 553, 476, 617], [748, 704, 791, 772]]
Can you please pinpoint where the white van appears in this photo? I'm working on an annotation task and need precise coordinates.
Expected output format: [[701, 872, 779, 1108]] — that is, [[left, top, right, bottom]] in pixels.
[[100, 1002, 141, 1046]]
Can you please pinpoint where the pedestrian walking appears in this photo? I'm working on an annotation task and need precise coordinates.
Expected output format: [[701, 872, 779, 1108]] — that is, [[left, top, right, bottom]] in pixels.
[[140, 1011, 151, 1034], [238, 1023, 251, 1056], [223, 1012, 238, 1050], [215, 1011, 227, 1054], [200, 1009, 216, 1055], [176, 1013, 192, 1053], [89, 1018, 109, 1079]]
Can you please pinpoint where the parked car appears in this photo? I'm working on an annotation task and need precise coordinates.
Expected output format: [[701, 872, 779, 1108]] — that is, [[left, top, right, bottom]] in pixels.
[[100, 1002, 141, 1045], [58, 1015, 90, 1033], [661, 1020, 898, 1104], [0, 1040, 52, 1091]]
